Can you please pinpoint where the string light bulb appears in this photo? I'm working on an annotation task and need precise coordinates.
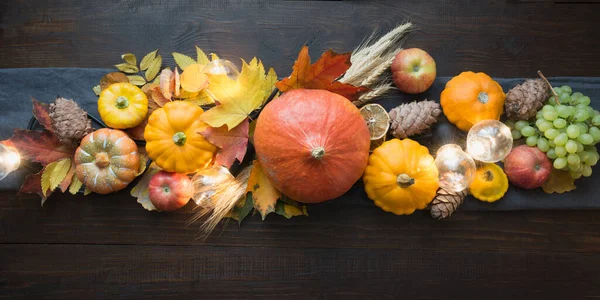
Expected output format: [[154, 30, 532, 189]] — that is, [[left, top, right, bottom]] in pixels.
[[434, 144, 476, 192], [467, 119, 513, 163], [0, 144, 21, 181]]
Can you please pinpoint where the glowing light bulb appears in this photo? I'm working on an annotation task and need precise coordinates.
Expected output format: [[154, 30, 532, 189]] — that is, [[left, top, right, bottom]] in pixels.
[[203, 59, 240, 81], [0, 144, 21, 181], [467, 120, 513, 163], [434, 144, 476, 192]]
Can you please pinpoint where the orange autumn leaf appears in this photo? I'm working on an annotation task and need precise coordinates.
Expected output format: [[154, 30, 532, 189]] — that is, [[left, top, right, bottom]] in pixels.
[[276, 45, 367, 100], [201, 118, 249, 168], [31, 97, 53, 133], [5, 129, 74, 166], [247, 160, 280, 220], [180, 63, 209, 93]]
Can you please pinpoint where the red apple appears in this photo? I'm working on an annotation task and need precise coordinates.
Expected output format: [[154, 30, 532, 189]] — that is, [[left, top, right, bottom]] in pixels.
[[149, 171, 193, 211], [391, 48, 437, 94], [504, 145, 552, 189]]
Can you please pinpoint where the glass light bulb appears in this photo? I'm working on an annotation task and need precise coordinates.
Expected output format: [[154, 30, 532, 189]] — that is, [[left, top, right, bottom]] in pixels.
[[203, 59, 240, 81], [467, 120, 513, 162], [434, 144, 476, 192], [191, 166, 235, 206], [0, 144, 21, 181]]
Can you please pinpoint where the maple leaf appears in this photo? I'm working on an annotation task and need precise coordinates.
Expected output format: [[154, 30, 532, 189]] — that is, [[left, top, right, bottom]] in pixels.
[[201, 119, 249, 169], [247, 160, 280, 220], [131, 163, 161, 211], [200, 58, 277, 129], [31, 97, 53, 133], [276, 45, 367, 100], [6, 129, 74, 166], [17, 170, 51, 204], [542, 169, 576, 194]]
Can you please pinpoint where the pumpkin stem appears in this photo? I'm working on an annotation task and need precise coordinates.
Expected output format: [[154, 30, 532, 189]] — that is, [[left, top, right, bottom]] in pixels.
[[396, 173, 415, 188], [537, 70, 560, 105], [115, 96, 130, 109], [484, 170, 494, 181], [95, 152, 110, 168], [477, 92, 489, 104], [311, 146, 326, 160], [173, 132, 187, 146]]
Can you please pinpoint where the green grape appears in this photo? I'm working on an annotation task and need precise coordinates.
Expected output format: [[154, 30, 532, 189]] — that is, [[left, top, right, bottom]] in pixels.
[[565, 140, 578, 154], [577, 133, 594, 145], [542, 110, 558, 121], [571, 92, 583, 99], [556, 105, 571, 118], [561, 85, 572, 95], [576, 123, 588, 135], [574, 110, 590, 122], [568, 162, 581, 172], [511, 129, 522, 140], [559, 93, 570, 104], [544, 128, 559, 139], [548, 140, 556, 147], [546, 148, 557, 159], [582, 165, 593, 177], [553, 118, 567, 129], [580, 96, 591, 106], [579, 151, 591, 163], [536, 111, 544, 119], [589, 126, 600, 141], [592, 115, 600, 126], [514, 120, 529, 131], [542, 105, 555, 113], [567, 125, 580, 139], [567, 153, 581, 166], [555, 145, 567, 157], [585, 153, 599, 166], [554, 157, 568, 169], [575, 103, 588, 110], [521, 126, 537, 137], [570, 171, 583, 179], [553, 87, 563, 94], [595, 110, 600, 116], [526, 136, 538, 146], [505, 120, 516, 129], [587, 106, 595, 117], [537, 138, 550, 152], [576, 141, 584, 153], [568, 106, 577, 117], [554, 133, 568, 146], [537, 120, 553, 132]]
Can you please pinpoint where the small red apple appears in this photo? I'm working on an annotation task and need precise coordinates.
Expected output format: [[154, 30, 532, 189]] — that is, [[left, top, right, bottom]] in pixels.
[[391, 48, 437, 94], [504, 145, 552, 189], [149, 171, 193, 211]]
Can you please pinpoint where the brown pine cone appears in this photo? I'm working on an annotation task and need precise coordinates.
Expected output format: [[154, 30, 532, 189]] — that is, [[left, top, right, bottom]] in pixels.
[[389, 100, 441, 139], [429, 188, 468, 219], [505, 79, 549, 120], [49, 97, 93, 146]]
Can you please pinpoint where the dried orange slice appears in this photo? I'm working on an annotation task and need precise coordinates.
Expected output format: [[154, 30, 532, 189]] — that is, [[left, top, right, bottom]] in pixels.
[[360, 103, 390, 140]]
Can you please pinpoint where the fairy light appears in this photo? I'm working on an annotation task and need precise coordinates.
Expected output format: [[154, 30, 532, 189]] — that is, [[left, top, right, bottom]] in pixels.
[[203, 59, 240, 81], [0, 144, 21, 181], [434, 144, 476, 192]]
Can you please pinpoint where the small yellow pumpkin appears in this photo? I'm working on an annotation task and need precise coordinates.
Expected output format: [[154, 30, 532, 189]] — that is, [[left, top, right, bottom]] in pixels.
[[98, 82, 148, 129], [469, 163, 508, 202], [363, 139, 439, 215], [440, 71, 505, 131], [144, 101, 217, 173]]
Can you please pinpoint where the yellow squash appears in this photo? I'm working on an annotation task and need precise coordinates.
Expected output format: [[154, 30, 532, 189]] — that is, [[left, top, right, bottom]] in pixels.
[[469, 163, 508, 202], [363, 139, 439, 215], [440, 71, 505, 131], [98, 82, 148, 129], [144, 101, 217, 173]]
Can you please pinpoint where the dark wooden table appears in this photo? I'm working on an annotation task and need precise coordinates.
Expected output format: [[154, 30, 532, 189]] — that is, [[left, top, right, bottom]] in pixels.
[[2, 1, 600, 299]]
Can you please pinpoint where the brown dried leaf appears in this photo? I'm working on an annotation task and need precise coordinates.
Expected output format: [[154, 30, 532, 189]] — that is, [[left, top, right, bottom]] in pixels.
[[31, 97, 53, 133], [6, 129, 74, 166], [100, 72, 129, 90], [542, 168, 576, 194]]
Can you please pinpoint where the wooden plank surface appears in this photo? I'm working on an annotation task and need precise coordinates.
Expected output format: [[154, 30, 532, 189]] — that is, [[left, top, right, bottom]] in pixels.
[[1, 0, 600, 299]]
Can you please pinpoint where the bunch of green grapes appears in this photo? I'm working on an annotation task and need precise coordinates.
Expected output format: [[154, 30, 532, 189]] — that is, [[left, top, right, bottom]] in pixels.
[[506, 85, 600, 179]]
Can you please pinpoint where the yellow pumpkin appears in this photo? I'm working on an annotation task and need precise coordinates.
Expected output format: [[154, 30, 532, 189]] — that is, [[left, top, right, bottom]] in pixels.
[[363, 139, 439, 215], [440, 71, 505, 131], [469, 163, 508, 202], [74, 129, 140, 194], [98, 82, 148, 129], [144, 101, 217, 173]]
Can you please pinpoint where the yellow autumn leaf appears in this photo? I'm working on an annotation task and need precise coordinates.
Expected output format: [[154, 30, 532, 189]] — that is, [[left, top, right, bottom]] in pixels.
[[131, 163, 161, 211], [200, 58, 277, 129], [145, 55, 162, 81], [84, 187, 92, 196], [41, 161, 56, 197], [211, 53, 220, 61], [50, 158, 72, 191], [247, 160, 280, 219], [173, 52, 197, 70], [275, 201, 308, 219], [121, 53, 137, 65], [140, 49, 158, 71], [196, 46, 209, 65], [184, 90, 214, 106], [180, 63, 209, 93], [127, 75, 146, 86], [542, 168, 576, 194], [69, 175, 83, 195], [115, 63, 139, 74]]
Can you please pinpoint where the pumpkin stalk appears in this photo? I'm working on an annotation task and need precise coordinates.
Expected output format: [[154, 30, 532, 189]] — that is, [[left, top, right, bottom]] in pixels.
[[115, 96, 130, 109], [477, 92, 489, 104], [95, 152, 110, 168], [396, 173, 415, 188], [311, 146, 326, 160], [484, 170, 494, 181], [172, 132, 187, 146]]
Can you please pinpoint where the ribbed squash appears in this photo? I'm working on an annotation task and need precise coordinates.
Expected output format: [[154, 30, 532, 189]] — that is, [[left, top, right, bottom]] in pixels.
[[469, 163, 508, 202], [98, 82, 148, 129], [363, 139, 439, 215], [144, 101, 217, 173], [440, 71, 505, 131]]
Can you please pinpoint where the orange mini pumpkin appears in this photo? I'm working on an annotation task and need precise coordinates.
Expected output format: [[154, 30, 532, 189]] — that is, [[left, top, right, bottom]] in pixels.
[[440, 71, 505, 131], [74, 128, 140, 194]]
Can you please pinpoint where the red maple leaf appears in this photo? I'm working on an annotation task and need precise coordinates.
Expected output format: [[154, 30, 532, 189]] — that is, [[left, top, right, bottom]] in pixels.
[[275, 45, 367, 100], [201, 118, 249, 168], [17, 170, 51, 202], [6, 129, 75, 166], [31, 97, 54, 133]]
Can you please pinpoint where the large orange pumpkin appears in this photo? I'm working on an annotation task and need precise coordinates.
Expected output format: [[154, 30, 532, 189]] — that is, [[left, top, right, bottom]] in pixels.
[[254, 89, 371, 203]]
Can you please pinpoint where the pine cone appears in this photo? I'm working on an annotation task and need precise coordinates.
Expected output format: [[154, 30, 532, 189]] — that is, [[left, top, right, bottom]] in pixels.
[[389, 100, 441, 139], [429, 188, 468, 219], [49, 97, 93, 146], [505, 79, 549, 120]]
